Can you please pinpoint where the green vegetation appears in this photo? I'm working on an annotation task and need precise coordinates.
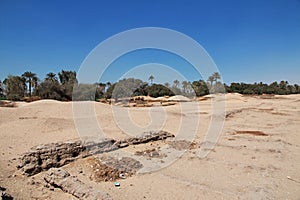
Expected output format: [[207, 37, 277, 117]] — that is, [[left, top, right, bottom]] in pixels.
[[225, 81, 300, 95], [0, 70, 299, 101], [191, 80, 209, 96], [106, 78, 146, 101], [0, 80, 4, 99], [3, 75, 27, 100], [22, 71, 38, 97], [147, 84, 174, 98], [148, 75, 154, 85]]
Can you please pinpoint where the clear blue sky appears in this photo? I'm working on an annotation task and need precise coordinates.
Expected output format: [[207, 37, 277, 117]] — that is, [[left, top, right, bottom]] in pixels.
[[1, 0, 300, 84]]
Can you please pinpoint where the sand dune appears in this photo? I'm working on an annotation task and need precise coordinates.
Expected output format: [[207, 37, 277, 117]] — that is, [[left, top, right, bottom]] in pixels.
[[0, 94, 299, 199]]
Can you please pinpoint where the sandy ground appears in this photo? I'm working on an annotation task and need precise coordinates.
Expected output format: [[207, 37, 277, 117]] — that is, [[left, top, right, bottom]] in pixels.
[[0, 94, 299, 199]]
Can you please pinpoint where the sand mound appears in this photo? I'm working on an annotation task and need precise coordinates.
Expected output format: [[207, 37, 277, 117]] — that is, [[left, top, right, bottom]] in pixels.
[[16, 99, 65, 108], [152, 96, 169, 102], [27, 99, 64, 105], [226, 93, 244, 100], [168, 95, 191, 102]]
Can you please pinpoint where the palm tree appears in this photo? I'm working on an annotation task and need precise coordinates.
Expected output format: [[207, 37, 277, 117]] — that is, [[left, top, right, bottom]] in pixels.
[[294, 84, 300, 93], [173, 80, 179, 88], [212, 72, 221, 84], [58, 70, 77, 85], [3, 75, 27, 100], [106, 82, 112, 89], [182, 81, 188, 93], [164, 82, 170, 87], [148, 75, 154, 85], [22, 71, 37, 97], [207, 72, 221, 87], [279, 80, 288, 90], [207, 75, 214, 87], [98, 82, 106, 93], [31, 76, 39, 94], [45, 72, 58, 83], [0, 80, 3, 97]]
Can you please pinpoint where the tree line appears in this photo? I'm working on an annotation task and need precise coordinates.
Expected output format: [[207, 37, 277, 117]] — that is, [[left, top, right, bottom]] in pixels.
[[0, 71, 299, 101], [0, 70, 77, 101]]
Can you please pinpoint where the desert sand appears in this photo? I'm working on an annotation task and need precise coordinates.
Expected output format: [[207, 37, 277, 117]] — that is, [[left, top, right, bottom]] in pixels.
[[0, 94, 299, 199]]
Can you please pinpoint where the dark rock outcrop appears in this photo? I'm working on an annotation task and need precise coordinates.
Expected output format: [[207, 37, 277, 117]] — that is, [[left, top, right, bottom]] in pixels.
[[0, 186, 13, 200]]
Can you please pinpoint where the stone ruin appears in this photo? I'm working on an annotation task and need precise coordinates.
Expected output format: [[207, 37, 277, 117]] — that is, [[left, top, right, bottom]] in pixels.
[[17, 139, 116, 176], [17, 131, 174, 176], [14, 131, 175, 200], [44, 168, 112, 200]]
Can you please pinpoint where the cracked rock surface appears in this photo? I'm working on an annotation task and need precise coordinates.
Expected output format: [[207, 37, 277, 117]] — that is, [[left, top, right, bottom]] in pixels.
[[44, 168, 113, 200]]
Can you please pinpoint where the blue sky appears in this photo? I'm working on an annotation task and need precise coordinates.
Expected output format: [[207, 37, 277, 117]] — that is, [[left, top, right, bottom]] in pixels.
[[0, 0, 300, 84]]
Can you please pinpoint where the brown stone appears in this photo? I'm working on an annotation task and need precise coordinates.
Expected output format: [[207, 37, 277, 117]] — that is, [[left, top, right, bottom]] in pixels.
[[44, 168, 112, 200]]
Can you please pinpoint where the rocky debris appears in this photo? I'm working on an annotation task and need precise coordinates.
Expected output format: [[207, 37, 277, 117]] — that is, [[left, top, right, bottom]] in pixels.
[[167, 140, 198, 150], [84, 139, 118, 155], [122, 103, 153, 107], [22, 96, 41, 102], [97, 98, 111, 104], [135, 148, 165, 158], [161, 102, 177, 106], [233, 130, 269, 136], [17, 139, 116, 176], [0, 186, 13, 200], [89, 156, 143, 182], [0, 101, 16, 108], [17, 141, 84, 176], [44, 168, 112, 200], [115, 131, 174, 148], [225, 109, 243, 118], [18, 131, 174, 176]]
